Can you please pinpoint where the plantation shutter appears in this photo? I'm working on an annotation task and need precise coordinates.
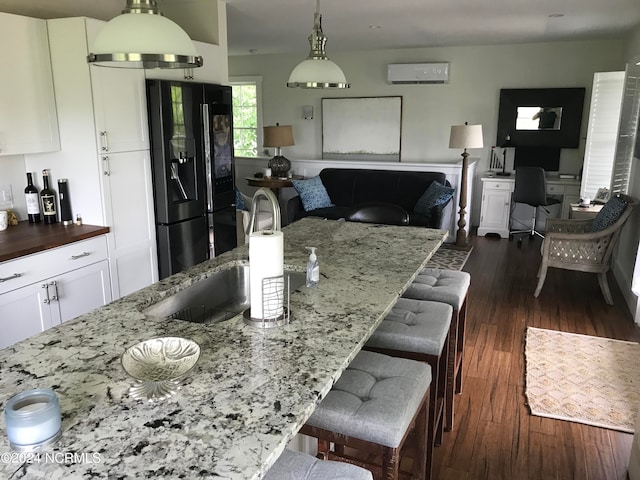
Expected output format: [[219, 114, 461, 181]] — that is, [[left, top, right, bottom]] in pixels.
[[611, 70, 640, 194], [580, 71, 624, 199]]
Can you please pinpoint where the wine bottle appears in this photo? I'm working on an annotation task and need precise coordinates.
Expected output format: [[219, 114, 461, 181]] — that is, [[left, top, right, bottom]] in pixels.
[[24, 172, 41, 223], [40, 169, 57, 224]]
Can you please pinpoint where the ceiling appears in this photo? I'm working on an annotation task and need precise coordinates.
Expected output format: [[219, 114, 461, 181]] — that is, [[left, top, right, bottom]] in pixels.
[[1, 0, 639, 56]]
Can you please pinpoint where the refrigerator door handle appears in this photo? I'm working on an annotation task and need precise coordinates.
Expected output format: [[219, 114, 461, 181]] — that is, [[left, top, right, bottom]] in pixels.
[[209, 225, 215, 259], [202, 103, 214, 213]]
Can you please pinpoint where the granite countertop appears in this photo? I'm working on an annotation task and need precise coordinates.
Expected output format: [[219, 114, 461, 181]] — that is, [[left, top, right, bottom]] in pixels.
[[0, 218, 447, 479]]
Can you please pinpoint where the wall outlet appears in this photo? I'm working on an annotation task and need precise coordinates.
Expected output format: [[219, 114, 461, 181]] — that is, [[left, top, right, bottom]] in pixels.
[[0, 184, 13, 209]]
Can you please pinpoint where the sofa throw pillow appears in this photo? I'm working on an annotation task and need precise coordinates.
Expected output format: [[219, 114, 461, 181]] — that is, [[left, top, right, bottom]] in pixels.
[[236, 188, 251, 211], [292, 176, 334, 212], [413, 181, 455, 217], [591, 195, 628, 232]]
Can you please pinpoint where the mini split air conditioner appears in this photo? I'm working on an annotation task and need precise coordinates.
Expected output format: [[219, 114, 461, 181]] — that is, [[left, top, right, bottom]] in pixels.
[[387, 63, 449, 84]]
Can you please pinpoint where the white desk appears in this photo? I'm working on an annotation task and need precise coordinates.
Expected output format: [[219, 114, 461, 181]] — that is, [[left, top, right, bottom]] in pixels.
[[477, 175, 581, 238]]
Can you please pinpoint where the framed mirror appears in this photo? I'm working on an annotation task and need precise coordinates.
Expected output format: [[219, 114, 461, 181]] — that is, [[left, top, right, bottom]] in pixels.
[[515, 106, 562, 130], [496, 88, 585, 147]]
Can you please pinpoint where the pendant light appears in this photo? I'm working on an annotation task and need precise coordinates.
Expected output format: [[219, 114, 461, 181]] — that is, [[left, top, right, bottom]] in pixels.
[[87, 0, 203, 69], [287, 0, 350, 89]]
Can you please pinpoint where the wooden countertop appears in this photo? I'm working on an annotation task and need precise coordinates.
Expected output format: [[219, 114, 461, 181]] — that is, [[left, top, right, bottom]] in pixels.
[[0, 221, 110, 263]]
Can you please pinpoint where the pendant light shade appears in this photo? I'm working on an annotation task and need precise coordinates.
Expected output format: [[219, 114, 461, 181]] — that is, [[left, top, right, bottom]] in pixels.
[[287, 0, 349, 89], [87, 0, 203, 69]]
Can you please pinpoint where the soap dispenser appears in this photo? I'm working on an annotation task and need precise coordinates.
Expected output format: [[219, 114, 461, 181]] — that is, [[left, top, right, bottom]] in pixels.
[[306, 247, 319, 288]]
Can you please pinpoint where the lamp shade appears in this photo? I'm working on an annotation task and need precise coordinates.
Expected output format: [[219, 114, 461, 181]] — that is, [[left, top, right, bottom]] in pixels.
[[449, 124, 484, 149], [287, 59, 349, 89], [87, 1, 203, 69], [263, 125, 295, 148]]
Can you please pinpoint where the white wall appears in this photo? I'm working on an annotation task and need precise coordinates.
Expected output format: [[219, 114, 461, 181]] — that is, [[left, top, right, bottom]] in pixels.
[[613, 27, 640, 320], [0, 155, 27, 218], [625, 24, 640, 61], [229, 38, 627, 225]]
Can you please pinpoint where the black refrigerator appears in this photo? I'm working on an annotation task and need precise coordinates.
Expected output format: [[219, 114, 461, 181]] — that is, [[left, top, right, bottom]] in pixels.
[[146, 79, 237, 279]]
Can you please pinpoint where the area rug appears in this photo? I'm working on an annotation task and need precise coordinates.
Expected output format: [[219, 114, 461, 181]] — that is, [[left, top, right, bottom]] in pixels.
[[425, 245, 472, 271], [525, 327, 640, 433]]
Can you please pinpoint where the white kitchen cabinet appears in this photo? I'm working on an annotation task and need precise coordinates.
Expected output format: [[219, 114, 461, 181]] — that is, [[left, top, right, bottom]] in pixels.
[[91, 66, 150, 154], [144, 40, 229, 84], [0, 13, 59, 156], [0, 283, 52, 348], [477, 178, 513, 238], [0, 237, 112, 349], [99, 150, 158, 298], [26, 17, 159, 300]]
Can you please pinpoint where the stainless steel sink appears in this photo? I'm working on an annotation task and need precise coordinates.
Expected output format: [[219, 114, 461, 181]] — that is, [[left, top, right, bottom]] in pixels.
[[145, 265, 305, 324]]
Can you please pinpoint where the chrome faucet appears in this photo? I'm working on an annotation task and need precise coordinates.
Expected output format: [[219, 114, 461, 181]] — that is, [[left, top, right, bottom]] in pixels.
[[247, 188, 281, 235]]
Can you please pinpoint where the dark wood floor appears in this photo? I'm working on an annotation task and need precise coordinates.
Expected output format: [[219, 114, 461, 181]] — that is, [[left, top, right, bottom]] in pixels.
[[432, 233, 640, 480]]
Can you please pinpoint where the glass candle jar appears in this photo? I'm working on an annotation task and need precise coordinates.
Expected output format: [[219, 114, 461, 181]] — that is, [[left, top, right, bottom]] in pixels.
[[4, 388, 62, 451]]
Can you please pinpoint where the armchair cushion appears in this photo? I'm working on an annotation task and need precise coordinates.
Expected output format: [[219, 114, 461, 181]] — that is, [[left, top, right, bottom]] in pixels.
[[291, 176, 334, 212], [413, 181, 455, 217], [591, 195, 628, 232]]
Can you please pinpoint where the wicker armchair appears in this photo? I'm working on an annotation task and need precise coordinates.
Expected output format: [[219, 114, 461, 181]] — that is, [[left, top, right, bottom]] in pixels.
[[534, 195, 636, 305]]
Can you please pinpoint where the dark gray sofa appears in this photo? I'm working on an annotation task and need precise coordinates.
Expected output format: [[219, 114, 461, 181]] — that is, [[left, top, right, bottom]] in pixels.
[[285, 168, 454, 229]]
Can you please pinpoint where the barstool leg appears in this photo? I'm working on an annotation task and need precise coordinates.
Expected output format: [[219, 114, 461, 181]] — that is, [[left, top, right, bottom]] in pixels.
[[455, 299, 467, 394], [414, 400, 429, 480], [445, 312, 458, 432], [446, 296, 468, 431], [317, 439, 330, 460], [382, 448, 401, 480]]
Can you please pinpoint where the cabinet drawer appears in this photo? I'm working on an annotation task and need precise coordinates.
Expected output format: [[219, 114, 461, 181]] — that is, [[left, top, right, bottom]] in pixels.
[[564, 185, 580, 196], [484, 181, 512, 191], [546, 184, 564, 195], [0, 236, 108, 294]]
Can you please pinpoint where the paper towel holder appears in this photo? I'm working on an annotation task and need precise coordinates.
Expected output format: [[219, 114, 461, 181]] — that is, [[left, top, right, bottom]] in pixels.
[[243, 274, 292, 328]]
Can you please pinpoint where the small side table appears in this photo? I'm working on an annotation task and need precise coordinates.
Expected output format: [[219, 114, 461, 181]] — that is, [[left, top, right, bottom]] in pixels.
[[569, 203, 603, 220], [245, 175, 302, 199]]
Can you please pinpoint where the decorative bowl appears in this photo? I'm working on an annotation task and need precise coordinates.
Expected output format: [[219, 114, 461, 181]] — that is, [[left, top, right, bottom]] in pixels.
[[121, 337, 200, 401]]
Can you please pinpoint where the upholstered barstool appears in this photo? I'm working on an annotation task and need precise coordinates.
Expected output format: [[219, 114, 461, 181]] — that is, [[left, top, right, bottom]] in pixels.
[[264, 449, 373, 480], [300, 350, 431, 480], [364, 298, 451, 480], [403, 268, 470, 431]]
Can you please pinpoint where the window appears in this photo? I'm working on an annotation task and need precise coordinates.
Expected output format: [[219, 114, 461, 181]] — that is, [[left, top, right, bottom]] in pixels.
[[581, 66, 640, 199], [611, 68, 640, 194], [581, 72, 624, 199], [230, 77, 262, 158]]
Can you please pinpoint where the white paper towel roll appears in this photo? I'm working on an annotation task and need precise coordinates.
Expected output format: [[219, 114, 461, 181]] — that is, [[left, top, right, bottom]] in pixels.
[[249, 230, 284, 320]]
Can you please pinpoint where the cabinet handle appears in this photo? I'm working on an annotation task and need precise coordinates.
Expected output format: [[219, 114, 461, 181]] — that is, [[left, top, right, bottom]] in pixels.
[[42, 283, 50, 304], [0, 273, 21, 283], [49, 281, 58, 302], [70, 251, 91, 260], [102, 156, 110, 176], [100, 131, 109, 152]]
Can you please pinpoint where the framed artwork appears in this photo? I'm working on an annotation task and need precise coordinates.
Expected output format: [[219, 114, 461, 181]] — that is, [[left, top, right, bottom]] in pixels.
[[594, 187, 610, 204], [321, 96, 402, 161]]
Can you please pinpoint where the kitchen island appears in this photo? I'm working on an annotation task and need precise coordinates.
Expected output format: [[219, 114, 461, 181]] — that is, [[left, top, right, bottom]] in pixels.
[[0, 218, 447, 479]]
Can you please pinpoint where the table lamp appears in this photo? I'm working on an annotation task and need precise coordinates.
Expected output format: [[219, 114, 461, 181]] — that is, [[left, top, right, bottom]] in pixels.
[[449, 122, 484, 249], [263, 124, 294, 178]]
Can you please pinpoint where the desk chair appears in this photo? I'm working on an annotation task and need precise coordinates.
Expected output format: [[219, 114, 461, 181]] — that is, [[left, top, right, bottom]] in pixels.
[[509, 166, 560, 246]]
